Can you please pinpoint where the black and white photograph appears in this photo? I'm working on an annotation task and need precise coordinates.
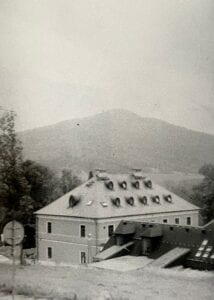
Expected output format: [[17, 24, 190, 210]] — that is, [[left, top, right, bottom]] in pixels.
[[0, 1, 214, 299]]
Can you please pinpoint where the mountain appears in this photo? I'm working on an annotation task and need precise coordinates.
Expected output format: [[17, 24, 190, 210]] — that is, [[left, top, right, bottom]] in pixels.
[[19, 109, 214, 174]]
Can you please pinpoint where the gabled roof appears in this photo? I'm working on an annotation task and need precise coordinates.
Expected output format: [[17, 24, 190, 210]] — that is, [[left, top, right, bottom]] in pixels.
[[35, 171, 199, 219]]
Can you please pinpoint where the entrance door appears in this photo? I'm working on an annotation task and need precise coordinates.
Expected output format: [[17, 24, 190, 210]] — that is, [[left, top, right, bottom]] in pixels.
[[80, 251, 86, 264]]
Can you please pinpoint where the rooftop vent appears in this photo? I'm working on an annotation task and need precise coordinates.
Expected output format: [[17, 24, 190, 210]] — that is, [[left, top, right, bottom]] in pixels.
[[131, 168, 145, 179], [105, 180, 114, 190], [69, 195, 81, 208], [126, 196, 134, 206], [132, 181, 140, 189], [95, 169, 109, 180], [100, 201, 108, 207], [118, 181, 127, 190], [111, 197, 121, 207], [138, 196, 148, 205], [144, 179, 152, 189], [86, 181, 95, 187], [86, 200, 93, 206], [151, 195, 160, 204], [163, 194, 172, 203]]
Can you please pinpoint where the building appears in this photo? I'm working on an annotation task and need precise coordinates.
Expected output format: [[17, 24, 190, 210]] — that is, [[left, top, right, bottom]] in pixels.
[[96, 219, 214, 271], [35, 169, 200, 265]]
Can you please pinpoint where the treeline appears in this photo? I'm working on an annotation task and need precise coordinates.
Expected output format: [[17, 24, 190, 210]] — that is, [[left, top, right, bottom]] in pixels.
[[0, 109, 82, 246], [164, 164, 214, 225]]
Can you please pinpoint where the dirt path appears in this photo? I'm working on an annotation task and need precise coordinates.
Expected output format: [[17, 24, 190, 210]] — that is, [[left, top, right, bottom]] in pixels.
[[0, 263, 213, 299]]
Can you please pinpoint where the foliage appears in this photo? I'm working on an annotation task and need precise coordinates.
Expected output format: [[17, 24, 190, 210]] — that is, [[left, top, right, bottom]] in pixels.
[[192, 164, 214, 224], [59, 169, 82, 195], [22, 160, 60, 211], [0, 110, 33, 224], [0, 108, 83, 247]]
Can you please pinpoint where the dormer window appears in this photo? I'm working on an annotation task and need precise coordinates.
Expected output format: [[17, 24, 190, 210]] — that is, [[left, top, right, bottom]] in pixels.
[[151, 195, 160, 204], [126, 196, 134, 206], [105, 181, 114, 190], [118, 181, 127, 190], [69, 195, 80, 208], [132, 181, 140, 189], [163, 194, 172, 203], [111, 197, 120, 207], [139, 196, 148, 205], [144, 180, 152, 189]]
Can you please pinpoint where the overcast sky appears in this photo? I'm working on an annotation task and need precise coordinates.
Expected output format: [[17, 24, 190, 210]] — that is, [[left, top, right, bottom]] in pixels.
[[0, 0, 214, 134]]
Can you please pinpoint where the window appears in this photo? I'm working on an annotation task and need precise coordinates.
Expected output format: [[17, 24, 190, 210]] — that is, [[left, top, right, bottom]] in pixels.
[[108, 225, 114, 237], [175, 218, 179, 225], [80, 225, 86, 238], [187, 217, 191, 225], [47, 247, 52, 259], [47, 222, 52, 233], [80, 251, 86, 264], [195, 251, 202, 258], [202, 240, 208, 246], [163, 219, 168, 223]]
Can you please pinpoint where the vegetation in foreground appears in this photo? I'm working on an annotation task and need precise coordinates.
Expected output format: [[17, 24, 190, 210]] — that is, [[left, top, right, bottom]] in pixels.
[[0, 108, 82, 247], [0, 263, 213, 300]]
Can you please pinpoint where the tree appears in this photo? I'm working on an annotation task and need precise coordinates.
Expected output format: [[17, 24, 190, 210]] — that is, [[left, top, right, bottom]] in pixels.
[[192, 164, 214, 224], [22, 160, 60, 211], [59, 169, 82, 194], [0, 109, 33, 225]]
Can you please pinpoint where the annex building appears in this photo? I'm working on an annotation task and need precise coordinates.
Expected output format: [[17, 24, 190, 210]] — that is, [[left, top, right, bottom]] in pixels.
[[35, 169, 200, 265]]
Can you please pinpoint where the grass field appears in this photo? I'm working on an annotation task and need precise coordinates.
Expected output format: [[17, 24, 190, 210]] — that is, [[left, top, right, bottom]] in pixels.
[[0, 262, 213, 300]]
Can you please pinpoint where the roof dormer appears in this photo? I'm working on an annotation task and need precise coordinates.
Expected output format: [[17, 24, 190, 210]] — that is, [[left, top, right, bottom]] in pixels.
[[105, 180, 114, 190], [144, 179, 152, 189], [118, 181, 127, 190], [68, 195, 81, 208], [126, 196, 135, 206]]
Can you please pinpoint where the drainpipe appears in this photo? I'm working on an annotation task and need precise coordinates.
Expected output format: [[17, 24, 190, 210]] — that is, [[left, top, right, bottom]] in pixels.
[[36, 216, 39, 261], [94, 219, 98, 254]]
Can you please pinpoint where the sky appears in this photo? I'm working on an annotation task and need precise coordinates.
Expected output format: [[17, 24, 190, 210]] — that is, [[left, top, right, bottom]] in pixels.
[[0, 0, 214, 134]]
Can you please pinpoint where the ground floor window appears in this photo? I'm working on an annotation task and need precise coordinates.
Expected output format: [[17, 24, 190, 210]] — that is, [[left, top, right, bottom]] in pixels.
[[80, 251, 86, 264], [163, 219, 168, 223], [175, 218, 179, 225], [187, 217, 191, 225], [108, 225, 114, 237], [47, 247, 52, 259]]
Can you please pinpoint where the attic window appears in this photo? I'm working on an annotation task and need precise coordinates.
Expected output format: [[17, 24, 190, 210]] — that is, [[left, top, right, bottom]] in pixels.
[[163, 194, 172, 203], [207, 246, 212, 252], [138, 196, 148, 205], [111, 197, 121, 207], [132, 181, 140, 189], [151, 195, 160, 204], [126, 197, 134, 206], [69, 195, 80, 208], [118, 181, 127, 190], [105, 181, 114, 190], [143, 180, 152, 189]]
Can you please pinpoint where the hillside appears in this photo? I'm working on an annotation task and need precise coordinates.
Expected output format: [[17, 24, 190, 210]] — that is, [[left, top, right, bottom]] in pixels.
[[19, 109, 214, 173]]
